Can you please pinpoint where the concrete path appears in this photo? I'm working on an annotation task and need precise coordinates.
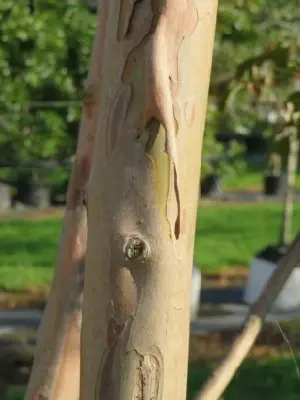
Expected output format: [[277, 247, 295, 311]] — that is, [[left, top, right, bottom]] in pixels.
[[0, 310, 41, 330], [201, 286, 244, 305], [1, 301, 300, 337], [0, 327, 16, 336], [191, 304, 300, 333]]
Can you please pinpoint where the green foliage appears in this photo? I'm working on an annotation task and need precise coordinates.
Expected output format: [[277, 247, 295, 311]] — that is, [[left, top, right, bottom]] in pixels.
[[1, 1, 299, 184], [1, 387, 25, 400], [0, 0, 96, 182], [203, 0, 300, 178], [188, 356, 300, 400], [202, 102, 245, 177]]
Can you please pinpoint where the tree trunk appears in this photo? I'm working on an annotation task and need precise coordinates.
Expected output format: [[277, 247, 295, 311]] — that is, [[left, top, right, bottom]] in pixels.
[[81, 0, 218, 398], [25, 3, 107, 398], [279, 127, 299, 246]]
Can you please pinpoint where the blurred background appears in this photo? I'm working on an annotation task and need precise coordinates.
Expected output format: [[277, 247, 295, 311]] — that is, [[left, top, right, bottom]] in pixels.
[[0, 1, 299, 399]]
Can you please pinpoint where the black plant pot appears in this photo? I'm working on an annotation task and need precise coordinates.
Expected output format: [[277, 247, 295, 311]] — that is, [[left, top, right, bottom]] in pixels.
[[264, 174, 282, 196], [0, 181, 12, 210], [200, 174, 221, 196], [256, 244, 289, 264], [27, 183, 51, 208], [85, 0, 98, 12], [50, 178, 68, 206]]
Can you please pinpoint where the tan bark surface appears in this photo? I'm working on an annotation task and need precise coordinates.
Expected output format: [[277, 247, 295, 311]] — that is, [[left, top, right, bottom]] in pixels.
[[81, 0, 218, 398], [279, 128, 299, 246], [25, 2, 108, 398]]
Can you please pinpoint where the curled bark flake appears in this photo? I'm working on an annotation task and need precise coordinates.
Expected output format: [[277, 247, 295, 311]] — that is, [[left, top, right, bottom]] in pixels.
[[145, 118, 160, 153], [118, 0, 136, 40], [144, 120, 173, 238], [144, 0, 198, 240], [142, 42, 181, 240], [121, 0, 198, 240], [118, 0, 148, 40]]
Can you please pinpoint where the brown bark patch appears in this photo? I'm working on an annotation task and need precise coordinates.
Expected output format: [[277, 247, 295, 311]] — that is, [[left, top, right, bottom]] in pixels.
[[82, 84, 97, 119], [112, 266, 139, 326], [133, 352, 161, 400], [67, 156, 90, 209]]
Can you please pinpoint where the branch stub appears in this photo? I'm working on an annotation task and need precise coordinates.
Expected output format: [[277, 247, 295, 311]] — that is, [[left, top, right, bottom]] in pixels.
[[124, 235, 149, 262]]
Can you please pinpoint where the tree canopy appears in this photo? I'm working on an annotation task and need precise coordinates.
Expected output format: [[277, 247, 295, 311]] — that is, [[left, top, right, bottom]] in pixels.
[[0, 0, 95, 167], [0, 0, 299, 180]]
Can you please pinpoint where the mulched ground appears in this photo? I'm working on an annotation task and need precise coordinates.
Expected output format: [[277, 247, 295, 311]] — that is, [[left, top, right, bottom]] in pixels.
[[1, 319, 299, 394], [189, 321, 300, 364], [0, 207, 64, 221], [0, 290, 48, 310]]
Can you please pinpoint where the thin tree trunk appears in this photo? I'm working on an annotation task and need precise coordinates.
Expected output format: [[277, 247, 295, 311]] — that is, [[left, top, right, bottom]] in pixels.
[[279, 127, 299, 246], [196, 232, 300, 400], [81, 0, 218, 398], [25, 2, 107, 397]]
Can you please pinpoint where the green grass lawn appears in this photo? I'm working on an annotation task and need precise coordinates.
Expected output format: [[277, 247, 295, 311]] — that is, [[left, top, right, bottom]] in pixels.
[[0, 202, 300, 291], [194, 202, 300, 270], [2, 356, 300, 399], [0, 217, 60, 291], [187, 356, 300, 400], [222, 161, 300, 191]]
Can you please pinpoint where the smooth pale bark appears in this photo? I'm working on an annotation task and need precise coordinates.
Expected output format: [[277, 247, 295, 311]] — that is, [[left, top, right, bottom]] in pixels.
[[25, 3, 107, 398], [196, 232, 300, 400], [279, 128, 299, 246], [81, 0, 218, 398]]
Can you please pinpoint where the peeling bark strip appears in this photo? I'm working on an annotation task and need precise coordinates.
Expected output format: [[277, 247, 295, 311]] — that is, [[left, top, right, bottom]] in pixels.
[[118, 0, 137, 40], [81, 0, 218, 399], [114, 0, 199, 239]]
